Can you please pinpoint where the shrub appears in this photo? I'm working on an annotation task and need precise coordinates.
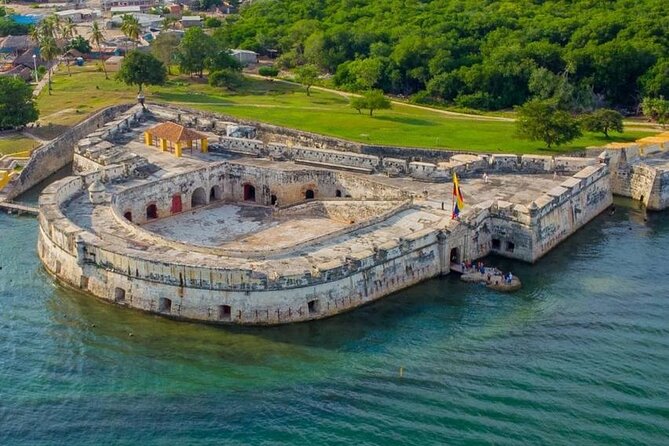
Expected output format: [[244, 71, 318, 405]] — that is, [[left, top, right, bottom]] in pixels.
[[209, 68, 244, 89], [258, 66, 279, 77], [204, 17, 222, 28]]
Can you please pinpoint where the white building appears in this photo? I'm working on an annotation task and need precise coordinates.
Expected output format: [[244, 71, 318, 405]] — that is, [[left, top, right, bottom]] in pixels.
[[103, 0, 155, 13], [231, 49, 258, 66], [55, 9, 100, 23]]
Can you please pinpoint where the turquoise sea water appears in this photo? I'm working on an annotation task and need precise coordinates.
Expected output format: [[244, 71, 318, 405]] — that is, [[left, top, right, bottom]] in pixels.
[[1, 198, 668, 445]]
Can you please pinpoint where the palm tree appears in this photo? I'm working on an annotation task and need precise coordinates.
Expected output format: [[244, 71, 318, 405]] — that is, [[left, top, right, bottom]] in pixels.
[[120, 15, 141, 51], [161, 16, 177, 31], [40, 37, 60, 95], [61, 18, 77, 76], [90, 21, 108, 80]]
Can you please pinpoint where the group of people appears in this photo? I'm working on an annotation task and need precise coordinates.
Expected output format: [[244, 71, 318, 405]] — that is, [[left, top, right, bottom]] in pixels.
[[461, 260, 514, 284]]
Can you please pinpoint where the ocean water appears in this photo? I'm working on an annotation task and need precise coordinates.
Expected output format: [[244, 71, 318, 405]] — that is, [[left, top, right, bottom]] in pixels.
[[1, 198, 668, 445]]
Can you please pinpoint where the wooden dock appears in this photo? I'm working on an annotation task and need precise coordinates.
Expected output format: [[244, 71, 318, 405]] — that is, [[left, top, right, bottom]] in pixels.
[[0, 200, 39, 216]]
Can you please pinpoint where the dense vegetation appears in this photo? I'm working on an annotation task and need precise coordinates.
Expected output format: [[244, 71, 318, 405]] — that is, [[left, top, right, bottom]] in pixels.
[[0, 7, 31, 36], [0, 77, 38, 130], [219, 0, 669, 111]]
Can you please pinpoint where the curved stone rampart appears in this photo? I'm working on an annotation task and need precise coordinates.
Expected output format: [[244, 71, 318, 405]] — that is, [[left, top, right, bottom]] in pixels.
[[36, 103, 615, 326]]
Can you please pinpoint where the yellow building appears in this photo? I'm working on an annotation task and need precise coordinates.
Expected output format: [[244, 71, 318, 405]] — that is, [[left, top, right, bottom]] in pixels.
[[143, 121, 209, 157]]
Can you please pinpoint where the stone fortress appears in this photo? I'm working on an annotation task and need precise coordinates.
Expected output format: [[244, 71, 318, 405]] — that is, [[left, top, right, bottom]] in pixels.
[[31, 103, 669, 325]]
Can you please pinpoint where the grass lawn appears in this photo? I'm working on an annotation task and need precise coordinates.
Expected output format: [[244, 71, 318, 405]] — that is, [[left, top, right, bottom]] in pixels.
[[0, 135, 38, 156], [36, 65, 654, 154]]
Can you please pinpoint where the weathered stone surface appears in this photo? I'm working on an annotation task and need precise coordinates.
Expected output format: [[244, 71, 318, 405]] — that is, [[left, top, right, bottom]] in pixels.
[[35, 103, 614, 326]]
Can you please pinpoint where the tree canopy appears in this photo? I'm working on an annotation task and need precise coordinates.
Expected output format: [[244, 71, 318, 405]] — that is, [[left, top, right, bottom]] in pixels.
[[117, 50, 167, 92], [516, 100, 582, 148], [0, 77, 38, 130], [217, 0, 669, 111]]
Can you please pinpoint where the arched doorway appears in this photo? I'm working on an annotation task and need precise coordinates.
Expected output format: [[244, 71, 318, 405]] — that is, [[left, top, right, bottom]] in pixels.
[[210, 185, 222, 201], [191, 187, 207, 207], [123, 211, 132, 222], [305, 189, 315, 200], [146, 204, 158, 220], [270, 194, 278, 206], [335, 189, 342, 197], [243, 184, 256, 202], [450, 247, 460, 264]]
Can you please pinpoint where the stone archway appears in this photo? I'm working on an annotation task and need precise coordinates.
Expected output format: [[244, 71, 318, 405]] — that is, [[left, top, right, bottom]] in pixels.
[[450, 247, 461, 264], [191, 187, 207, 207], [305, 189, 315, 200], [210, 185, 222, 201], [146, 204, 158, 220], [243, 184, 256, 202]]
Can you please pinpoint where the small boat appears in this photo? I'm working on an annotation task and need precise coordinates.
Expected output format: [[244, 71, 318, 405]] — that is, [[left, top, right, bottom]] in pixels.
[[460, 267, 522, 292]]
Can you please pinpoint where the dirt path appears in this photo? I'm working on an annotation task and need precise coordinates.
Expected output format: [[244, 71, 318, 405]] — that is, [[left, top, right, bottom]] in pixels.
[[245, 74, 513, 122]]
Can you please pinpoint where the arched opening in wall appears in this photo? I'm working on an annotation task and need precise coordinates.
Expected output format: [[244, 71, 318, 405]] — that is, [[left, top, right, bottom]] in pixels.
[[243, 184, 256, 202], [335, 189, 342, 198], [218, 305, 231, 321], [191, 187, 207, 208], [492, 239, 501, 250], [210, 185, 222, 202], [449, 247, 460, 265], [270, 194, 278, 206], [146, 204, 158, 220], [305, 189, 315, 200], [114, 287, 126, 303], [159, 297, 172, 313], [123, 211, 132, 222], [171, 194, 182, 214], [505, 241, 515, 253]]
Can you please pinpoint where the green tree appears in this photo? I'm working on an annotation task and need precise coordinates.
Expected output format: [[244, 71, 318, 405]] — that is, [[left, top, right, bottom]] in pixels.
[[204, 17, 222, 28], [528, 68, 575, 110], [120, 14, 141, 50], [209, 68, 244, 89], [0, 77, 38, 130], [640, 59, 669, 99], [348, 57, 384, 90], [349, 90, 392, 116], [516, 99, 582, 148], [581, 109, 624, 138], [67, 35, 91, 54], [117, 50, 167, 93], [363, 89, 391, 116], [349, 95, 366, 114], [177, 27, 216, 77], [641, 97, 669, 127], [206, 48, 242, 72], [39, 37, 60, 95], [295, 64, 319, 96], [151, 32, 180, 75], [90, 21, 108, 79]]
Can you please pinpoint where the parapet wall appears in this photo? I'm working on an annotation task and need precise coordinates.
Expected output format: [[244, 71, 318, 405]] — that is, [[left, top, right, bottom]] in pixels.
[[148, 104, 595, 181], [453, 164, 612, 263], [6, 104, 135, 200]]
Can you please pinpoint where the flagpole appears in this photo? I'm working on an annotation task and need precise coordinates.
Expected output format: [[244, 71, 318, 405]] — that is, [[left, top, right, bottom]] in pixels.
[[450, 170, 455, 219]]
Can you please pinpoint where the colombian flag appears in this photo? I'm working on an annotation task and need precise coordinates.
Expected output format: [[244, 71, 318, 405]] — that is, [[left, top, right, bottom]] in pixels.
[[452, 172, 465, 219]]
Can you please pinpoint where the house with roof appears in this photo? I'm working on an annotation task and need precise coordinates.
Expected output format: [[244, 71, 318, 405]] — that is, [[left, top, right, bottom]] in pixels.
[[0, 36, 36, 57]]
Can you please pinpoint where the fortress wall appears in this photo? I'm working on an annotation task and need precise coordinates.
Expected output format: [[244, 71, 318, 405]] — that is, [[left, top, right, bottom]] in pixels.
[[553, 156, 598, 173], [531, 165, 611, 261], [7, 104, 135, 200], [73, 153, 105, 174], [649, 170, 669, 210], [475, 165, 611, 262], [629, 165, 658, 208], [38, 207, 446, 324]]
